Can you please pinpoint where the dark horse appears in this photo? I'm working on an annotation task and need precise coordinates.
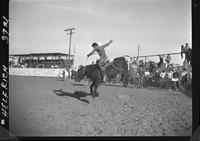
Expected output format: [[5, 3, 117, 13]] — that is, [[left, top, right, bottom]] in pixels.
[[77, 57, 129, 99], [181, 45, 192, 67]]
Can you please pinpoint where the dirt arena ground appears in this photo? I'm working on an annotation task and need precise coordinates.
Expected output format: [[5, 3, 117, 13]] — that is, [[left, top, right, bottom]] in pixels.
[[9, 76, 192, 136]]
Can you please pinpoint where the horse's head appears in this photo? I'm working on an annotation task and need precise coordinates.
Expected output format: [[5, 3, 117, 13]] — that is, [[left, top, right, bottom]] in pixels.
[[96, 59, 99, 65], [77, 65, 85, 81]]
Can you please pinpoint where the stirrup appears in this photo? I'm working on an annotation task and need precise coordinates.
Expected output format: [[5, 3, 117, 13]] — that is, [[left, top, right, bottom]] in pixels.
[[100, 60, 109, 67]]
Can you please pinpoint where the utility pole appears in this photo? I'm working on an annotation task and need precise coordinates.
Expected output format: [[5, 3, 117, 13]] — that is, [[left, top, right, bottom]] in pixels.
[[137, 45, 140, 59], [137, 45, 140, 65], [64, 27, 75, 69]]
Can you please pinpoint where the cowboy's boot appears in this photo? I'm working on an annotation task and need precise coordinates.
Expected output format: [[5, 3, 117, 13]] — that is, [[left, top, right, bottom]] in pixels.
[[101, 70, 107, 83]]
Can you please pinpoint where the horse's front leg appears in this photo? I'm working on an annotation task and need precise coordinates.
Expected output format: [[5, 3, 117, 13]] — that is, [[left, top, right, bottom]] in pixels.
[[90, 81, 97, 100], [94, 80, 100, 98]]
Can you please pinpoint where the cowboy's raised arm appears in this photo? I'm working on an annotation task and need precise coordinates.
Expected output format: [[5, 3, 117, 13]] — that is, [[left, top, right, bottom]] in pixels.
[[101, 40, 113, 48], [87, 48, 96, 57]]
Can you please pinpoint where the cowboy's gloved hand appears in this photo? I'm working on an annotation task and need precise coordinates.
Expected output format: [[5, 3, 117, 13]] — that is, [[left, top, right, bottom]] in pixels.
[[87, 54, 90, 57]]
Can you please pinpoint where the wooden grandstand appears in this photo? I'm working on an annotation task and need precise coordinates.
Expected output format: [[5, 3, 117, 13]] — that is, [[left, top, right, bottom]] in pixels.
[[9, 52, 74, 69]]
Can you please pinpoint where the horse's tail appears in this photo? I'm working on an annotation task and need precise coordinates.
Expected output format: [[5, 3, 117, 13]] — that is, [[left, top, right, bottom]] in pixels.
[[105, 64, 118, 79]]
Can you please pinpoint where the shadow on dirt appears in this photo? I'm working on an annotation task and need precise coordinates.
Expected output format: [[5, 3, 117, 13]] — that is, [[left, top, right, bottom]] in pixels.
[[101, 83, 124, 88], [52, 89, 91, 104], [181, 89, 192, 99], [101, 83, 138, 89], [55, 78, 65, 81], [71, 83, 85, 86]]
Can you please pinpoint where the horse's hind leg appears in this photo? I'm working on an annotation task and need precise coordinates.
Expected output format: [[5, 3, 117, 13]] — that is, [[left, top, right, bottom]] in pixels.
[[90, 81, 96, 99], [94, 81, 100, 97]]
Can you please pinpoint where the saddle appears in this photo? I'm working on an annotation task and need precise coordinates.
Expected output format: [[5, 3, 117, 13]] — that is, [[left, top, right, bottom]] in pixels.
[[97, 60, 111, 77], [100, 60, 125, 78]]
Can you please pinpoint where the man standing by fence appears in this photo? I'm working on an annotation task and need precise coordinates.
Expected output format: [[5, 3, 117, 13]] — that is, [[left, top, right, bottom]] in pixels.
[[165, 54, 171, 67]]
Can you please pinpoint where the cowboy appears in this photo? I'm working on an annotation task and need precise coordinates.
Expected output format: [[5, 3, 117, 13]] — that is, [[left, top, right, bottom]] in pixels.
[[171, 67, 179, 91], [87, 40, 113, 82]]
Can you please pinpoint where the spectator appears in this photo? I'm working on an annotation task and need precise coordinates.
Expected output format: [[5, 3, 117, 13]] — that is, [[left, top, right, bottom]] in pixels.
[[160, 70, 167, 88], [167, 68, 173, 91], [171, 68, 179, 91], [157, 55, 164, 68], [185, 43, 190, 50], [165, 54, 171, 67]]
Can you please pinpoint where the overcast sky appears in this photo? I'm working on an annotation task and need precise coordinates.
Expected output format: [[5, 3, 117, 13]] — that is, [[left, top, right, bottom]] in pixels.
[[9, 0, 191, 66]]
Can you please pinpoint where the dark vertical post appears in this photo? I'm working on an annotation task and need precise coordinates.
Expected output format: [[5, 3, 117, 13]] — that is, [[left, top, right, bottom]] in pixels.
[[30, 55, 33, 68], [58, 53, 61, 68], [137, 45, 140, 59], [69, 30, 72, 68], [44, 54, 46, 68], [37, 56, 39, 68], [52, 56, 53, 68], [137, 45, 140, 65]]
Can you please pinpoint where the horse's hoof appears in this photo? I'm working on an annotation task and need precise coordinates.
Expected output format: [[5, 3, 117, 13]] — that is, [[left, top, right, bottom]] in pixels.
[[96, 93, 99, 97]]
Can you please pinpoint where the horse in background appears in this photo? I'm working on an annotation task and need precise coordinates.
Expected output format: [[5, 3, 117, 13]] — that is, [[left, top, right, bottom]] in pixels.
[[105, 57, 129, 86]]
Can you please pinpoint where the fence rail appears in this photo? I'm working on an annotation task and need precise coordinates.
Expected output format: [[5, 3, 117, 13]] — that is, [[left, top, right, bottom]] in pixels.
[[9, 68, 65, 77], [131, 52, 181, 59]]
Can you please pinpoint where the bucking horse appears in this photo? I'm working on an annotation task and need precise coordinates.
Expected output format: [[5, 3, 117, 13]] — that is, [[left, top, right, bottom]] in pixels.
[[77, 56, 129, 99]]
